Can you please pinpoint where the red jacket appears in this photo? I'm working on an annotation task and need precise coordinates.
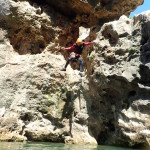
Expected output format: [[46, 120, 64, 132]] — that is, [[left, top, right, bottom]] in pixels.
[[65, 42, 92, 51], [65, 42, 93, 56]]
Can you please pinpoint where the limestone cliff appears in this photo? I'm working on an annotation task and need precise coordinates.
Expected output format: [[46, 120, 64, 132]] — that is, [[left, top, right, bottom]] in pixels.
[[45, 0, 144, 25], [1, 0, 150, 148]]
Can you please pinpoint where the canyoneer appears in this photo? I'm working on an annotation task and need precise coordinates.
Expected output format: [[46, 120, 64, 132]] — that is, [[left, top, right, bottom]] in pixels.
[[60, 38, 93, 77]]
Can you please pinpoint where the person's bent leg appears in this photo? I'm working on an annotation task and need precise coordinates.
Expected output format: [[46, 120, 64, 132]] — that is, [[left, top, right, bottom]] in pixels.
[[61, 57, 74, 71]]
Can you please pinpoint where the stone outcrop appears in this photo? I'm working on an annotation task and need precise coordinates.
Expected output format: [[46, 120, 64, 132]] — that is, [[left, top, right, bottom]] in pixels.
[[0, 31, 96, 143], [0, 0, 11, 17], [45, 0, 143, 25], [87, 12, 150, 147], [0, 0, 150, 148], [0, 0, 79, 55]]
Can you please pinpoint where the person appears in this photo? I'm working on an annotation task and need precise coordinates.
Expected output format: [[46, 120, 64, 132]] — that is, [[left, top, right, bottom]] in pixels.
[[61, 38, 93, 77]]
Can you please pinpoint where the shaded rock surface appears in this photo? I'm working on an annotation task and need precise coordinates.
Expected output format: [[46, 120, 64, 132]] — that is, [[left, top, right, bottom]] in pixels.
[[45, 0, 143, 25], [0, 0, 150, 148], [88, 13, 150, 147]]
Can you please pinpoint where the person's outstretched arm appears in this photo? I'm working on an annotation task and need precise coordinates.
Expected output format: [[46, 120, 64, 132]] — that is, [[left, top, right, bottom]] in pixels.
[[84, 42, 93, 46], [61, 45, 75, 51], [65, 45, 75, 51]]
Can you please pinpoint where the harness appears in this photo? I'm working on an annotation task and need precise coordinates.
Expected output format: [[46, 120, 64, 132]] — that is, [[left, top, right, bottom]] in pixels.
[[73, 42, 85, 55]]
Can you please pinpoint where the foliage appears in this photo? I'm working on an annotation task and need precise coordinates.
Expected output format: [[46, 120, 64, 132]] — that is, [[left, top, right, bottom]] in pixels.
[[88, 51, 95, 62], [130, 45, 136, 54]]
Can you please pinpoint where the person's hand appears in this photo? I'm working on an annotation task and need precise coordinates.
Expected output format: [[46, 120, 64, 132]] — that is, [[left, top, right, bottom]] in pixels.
[[60, 47, 65, 51]]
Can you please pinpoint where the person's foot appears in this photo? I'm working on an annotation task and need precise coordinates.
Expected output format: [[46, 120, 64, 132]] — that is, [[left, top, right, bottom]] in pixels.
[[79, 72, 84, 77], [60, 68, 66, 71]]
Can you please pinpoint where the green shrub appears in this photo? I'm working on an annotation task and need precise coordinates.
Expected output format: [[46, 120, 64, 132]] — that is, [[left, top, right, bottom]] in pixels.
[[130, 45, 136, 54], [88, 51, 95, 62]]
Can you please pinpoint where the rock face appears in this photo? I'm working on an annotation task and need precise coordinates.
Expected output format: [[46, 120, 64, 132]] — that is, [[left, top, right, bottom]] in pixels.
[[0, 29, 95, 143], [88, 12, 150, 147], [0, 0, 79, 55], [0, 0, 11, 17], [45, 0, 143, 25], [0, 0, 150, 148]]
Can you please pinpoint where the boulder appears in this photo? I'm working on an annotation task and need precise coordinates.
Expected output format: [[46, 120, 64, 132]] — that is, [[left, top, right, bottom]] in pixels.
[[0, 0, 11, 18]]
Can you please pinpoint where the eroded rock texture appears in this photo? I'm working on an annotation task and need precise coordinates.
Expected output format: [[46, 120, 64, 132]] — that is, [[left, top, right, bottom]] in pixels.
[[45, 0, 143, 25], [0, 0, 150, 148], [88, 12, 150, 147], [0, 0, 79, 55]]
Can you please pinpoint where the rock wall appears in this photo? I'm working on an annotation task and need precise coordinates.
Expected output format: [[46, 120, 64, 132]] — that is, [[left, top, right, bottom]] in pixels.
[[45, 0, 144, 25], [88, 13, 150, 147], [1, 0, 150, 148]]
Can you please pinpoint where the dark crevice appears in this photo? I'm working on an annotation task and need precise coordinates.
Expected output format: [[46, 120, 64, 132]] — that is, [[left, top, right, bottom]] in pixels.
[[31, 0, 76, 19], [97, 131, 108, 144], [128, 90, 136, 97], [140, 21, 150, 64], [139, 64, 150, 85]]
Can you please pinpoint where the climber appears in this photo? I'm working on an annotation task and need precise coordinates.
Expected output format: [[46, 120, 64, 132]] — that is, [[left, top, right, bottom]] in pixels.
[[60, 38, 93, 77]]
